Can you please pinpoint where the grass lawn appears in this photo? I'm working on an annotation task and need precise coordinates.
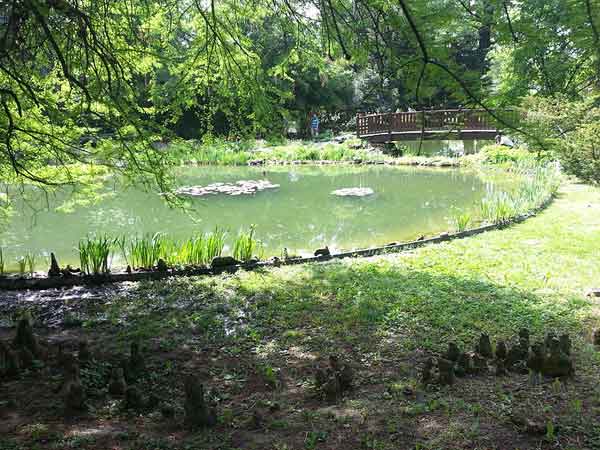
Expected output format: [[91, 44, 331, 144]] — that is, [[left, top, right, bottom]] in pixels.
[[1, 182, 600, 450]]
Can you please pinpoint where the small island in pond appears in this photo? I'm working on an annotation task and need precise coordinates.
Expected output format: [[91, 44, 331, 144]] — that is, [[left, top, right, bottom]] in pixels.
[[331, 187, 375, 197], [176, 180, 280, 197]]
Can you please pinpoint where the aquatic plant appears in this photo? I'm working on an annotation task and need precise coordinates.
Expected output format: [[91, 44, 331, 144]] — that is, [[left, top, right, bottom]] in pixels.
[[128, 232, 167, 269], [177, 234, 215, 266], [233, 225, 258, 262], [480, 191, 518, 224], [452, 211, 472, 232], [25, 253, 36, 275], [17, 256, 26, 275], [78, 236, 112, 275], [204, 227, 226, 262]]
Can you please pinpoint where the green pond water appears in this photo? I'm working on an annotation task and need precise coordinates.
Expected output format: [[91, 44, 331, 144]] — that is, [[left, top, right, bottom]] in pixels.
[[2, 164, 497, 271]]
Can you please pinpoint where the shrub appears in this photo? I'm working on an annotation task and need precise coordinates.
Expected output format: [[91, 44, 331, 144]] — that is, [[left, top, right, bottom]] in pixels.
[[559, 121, 600, 184], [520, 95, 600, 184], [480, 145, 534, 165]]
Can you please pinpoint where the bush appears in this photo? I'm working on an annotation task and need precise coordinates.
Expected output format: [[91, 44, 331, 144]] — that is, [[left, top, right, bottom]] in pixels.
[[480, 145, 534, 165], [520, 95, 600, 184], [558, 121, 600, 184]]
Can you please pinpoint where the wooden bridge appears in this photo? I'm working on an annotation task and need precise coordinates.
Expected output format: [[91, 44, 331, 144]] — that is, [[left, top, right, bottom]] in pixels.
[[356, 109, 517, 143]]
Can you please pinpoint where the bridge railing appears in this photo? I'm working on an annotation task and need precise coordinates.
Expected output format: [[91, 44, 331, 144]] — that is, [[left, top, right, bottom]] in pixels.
[[356, 109, 517, 138]]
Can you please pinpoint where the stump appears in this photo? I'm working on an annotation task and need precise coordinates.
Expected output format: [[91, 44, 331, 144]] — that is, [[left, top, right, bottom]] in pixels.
[[78, 339, 91, 364], [495, 340, 507, 360], [124, 386, 145, 410], [477, 333, 493, 358], [437, 358, 455, 385], [445, 342, 460, 362], [184, 375, 216, 429], [542, 337, 573, 379], [108, 368, 127, 397]]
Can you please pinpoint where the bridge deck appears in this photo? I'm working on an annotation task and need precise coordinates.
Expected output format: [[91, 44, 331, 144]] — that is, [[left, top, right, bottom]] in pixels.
[[357, 109, 515, 142]]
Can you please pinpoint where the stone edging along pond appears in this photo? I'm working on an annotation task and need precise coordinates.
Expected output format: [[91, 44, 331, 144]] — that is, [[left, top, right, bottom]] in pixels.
[[0, 196, 554, 291]]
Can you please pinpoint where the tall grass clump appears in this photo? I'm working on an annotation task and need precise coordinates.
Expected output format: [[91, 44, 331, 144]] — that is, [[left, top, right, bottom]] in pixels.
[[127, 232, 168, 269], [233, 225, 260, 262], [0, 247, 4, 275], [25, 253, 36, 275], [78, 236, 112, 275], [451, 211, 472, 232], [205, 227, 226, 262], [177, 235, 206, 266], [17, 256, 26, 275], [480, 191, 520, 224]]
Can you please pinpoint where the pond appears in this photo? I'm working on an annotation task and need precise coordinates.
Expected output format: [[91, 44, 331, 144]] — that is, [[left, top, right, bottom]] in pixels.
[[1, 165, 496, 271]]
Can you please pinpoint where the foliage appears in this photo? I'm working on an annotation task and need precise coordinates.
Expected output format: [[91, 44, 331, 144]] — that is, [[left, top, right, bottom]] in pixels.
[[233, 225, 259, 262], [119, 228, 227, 269], [479, 145, 535, 165], [167, 138, 384, 166], [451, 211, 472, 232], [126, 233, 169, 270], [479, 164, 560, 225], [78, 236, 113, 275], [519, 96, 600, 184]]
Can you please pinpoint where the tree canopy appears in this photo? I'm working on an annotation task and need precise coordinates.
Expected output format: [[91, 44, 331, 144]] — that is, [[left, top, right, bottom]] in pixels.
[[0, 0, 598, 188]]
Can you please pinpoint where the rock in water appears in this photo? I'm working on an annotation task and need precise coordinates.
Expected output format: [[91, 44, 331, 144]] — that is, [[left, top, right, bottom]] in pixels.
[[477, 333, 493, 358], [445, 342, 460, 362], [184, 375, 216, 429], [437, 358, 455, 385], [495, 340, 507, 360], [48, 253, 61, 277], [108, 368, 127, 397], [314, 246, 330, 258]]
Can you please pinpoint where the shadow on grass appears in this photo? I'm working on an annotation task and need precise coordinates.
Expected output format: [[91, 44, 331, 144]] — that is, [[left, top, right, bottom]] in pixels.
[[86, 258, 590, 355], [0, 260, 596, 450]]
